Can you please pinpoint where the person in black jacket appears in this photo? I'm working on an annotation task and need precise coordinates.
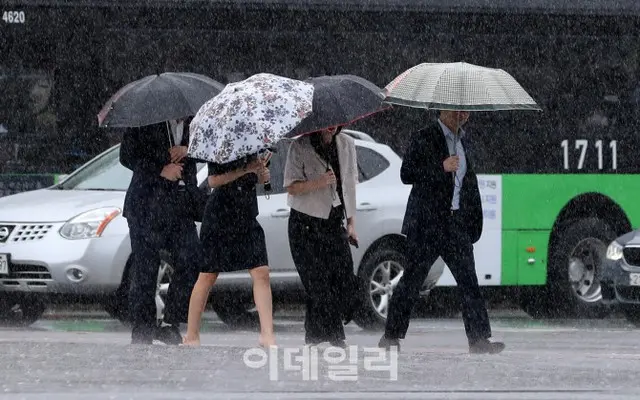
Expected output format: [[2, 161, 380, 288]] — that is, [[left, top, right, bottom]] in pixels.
[[120, 118, 205, 345], [378, 110, 505, 354]]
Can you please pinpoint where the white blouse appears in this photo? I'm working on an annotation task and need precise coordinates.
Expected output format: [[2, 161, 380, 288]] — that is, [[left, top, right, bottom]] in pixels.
[[283, 134, 358, 220]]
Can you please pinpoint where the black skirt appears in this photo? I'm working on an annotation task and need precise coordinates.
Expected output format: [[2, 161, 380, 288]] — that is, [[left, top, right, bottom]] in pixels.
[[199, 207, 268, 273], [199, 158, 267, 273]]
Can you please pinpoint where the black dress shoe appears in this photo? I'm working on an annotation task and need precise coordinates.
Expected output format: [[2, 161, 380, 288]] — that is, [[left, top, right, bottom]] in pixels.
[[154, 325, 182, 345], [469, 339, 505, 354], [305, 337, 324, 346], [378, 335, 401, 352]]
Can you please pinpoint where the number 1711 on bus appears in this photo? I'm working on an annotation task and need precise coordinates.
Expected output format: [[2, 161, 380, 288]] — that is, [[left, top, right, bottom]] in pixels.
[[561, 139, 617, 171]]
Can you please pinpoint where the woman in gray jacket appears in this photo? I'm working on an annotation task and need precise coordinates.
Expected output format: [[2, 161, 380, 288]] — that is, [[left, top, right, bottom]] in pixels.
[[283, 125, 359, 348]]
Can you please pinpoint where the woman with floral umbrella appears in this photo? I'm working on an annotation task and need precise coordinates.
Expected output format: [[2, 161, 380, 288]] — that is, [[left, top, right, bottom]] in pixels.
[[183, 73, 314, 347]]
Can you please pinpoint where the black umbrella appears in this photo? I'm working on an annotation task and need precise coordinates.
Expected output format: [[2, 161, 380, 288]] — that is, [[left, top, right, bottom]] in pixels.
[[97, 72, 225, 128], [285, 74, 390, 137]]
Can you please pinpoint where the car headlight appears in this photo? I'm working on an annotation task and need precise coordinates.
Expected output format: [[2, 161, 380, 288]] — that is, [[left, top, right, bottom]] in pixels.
[[606, 241, 624, 261], [59, 207, 121, 240]]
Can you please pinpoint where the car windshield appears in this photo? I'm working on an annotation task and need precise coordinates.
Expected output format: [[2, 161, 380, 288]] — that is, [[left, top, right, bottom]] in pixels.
[[56, 145, 131, 191]]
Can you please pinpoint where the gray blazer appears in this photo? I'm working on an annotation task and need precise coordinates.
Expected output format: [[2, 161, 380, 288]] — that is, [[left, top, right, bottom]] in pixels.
[[283, 134, 358, 220]]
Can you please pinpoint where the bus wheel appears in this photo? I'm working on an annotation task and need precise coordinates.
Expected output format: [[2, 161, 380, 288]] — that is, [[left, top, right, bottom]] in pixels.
[[546, 218, 616, 319]]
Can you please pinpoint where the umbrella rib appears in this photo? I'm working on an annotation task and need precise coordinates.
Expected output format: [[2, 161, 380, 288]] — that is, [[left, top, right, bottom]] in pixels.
[[174, 72, 225, 92], [166, 78, 198, 118], [477, 68, 497, 110], [323, 83, 351, 123], [98, 75, 155, 126]]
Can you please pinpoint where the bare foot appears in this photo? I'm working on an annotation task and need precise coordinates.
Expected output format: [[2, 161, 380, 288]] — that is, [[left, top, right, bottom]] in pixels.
[[182, 335, 201, 347], [259, 333, 276, 348]]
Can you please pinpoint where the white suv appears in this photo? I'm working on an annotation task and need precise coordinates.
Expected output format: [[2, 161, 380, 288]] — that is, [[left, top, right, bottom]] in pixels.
[[0, 131, 444, 328]]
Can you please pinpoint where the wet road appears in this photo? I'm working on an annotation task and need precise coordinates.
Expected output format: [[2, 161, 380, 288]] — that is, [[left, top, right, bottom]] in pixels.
[[1, 313, 638, 399]]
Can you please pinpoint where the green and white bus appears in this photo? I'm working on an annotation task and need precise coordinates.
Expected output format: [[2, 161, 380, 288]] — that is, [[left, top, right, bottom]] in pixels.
[[2, 0, 639, 318]]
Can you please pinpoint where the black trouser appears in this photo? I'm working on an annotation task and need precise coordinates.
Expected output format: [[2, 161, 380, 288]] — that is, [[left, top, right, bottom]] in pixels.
[[126, 212, 202, 340], [288, 207, 354, 343], [385, 212, 491, 343]]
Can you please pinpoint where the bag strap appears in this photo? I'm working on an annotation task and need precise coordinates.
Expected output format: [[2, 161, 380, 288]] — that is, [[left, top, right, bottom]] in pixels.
[[313, 134, 350, 225]]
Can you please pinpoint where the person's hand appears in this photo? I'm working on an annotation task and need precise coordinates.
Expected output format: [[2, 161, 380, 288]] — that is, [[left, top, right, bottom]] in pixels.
[[245, 159, 263, 174], [258, 166, 270, 184], [319, 170, 336, 186], [443, 156, 460, 172], [160, 163, 183, 181], [347, 222, 358, 244], [169, 146, 188, 163]]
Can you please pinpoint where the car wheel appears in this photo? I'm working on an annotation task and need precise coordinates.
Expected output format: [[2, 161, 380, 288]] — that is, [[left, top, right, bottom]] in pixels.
[[353, 247, 406, 330], [534, 218, 615, 319], [211, 295, 259, 330], [103, 258, 173, 326], [0, 294, 46, 326], [621, 305, 640, 327]]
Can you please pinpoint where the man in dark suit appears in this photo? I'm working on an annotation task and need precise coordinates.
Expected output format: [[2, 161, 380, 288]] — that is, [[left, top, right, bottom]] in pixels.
[[120, 118, 205, 345], [378, 110, 505, 354]]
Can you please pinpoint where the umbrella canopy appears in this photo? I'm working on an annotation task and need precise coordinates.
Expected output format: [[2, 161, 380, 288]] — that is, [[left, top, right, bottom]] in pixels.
[[384, 62, 541, 111], [97, 72, 225, 128], [286, 74, 389, 137], [187, 73, 314, 164]]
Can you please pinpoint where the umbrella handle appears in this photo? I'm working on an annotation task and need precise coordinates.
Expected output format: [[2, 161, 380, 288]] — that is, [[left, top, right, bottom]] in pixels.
[[326, 165, 337, 201], [166, 121, 174, 147]]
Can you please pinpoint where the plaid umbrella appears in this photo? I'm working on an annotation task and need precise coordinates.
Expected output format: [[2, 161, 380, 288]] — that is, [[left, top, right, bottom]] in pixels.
[[187, 73, 314, 164], [384, 62, 541, 111]]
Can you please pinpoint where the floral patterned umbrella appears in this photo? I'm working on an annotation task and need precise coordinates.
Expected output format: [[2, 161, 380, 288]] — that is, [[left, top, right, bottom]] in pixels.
[[187, 73, 314, 164]]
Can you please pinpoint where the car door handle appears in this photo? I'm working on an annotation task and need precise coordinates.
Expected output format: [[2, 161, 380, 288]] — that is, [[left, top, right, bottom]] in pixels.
[[357, 202, 377, 211], [271, 209, 290, 218]]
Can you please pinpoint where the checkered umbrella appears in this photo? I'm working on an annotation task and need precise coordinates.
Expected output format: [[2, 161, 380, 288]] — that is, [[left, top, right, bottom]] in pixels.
[[384, 62, 541, 111]]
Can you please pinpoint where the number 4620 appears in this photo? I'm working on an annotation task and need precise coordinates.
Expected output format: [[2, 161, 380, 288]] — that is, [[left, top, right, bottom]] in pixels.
[[561, 139, 617, 170], [2, 11, 25, 24]]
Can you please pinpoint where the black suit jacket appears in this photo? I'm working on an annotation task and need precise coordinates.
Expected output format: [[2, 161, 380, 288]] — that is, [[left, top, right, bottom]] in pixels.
[[400, 121, 483, 244], [120, 118, 206, 224]]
